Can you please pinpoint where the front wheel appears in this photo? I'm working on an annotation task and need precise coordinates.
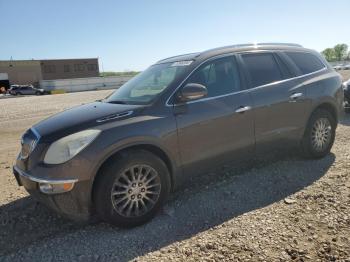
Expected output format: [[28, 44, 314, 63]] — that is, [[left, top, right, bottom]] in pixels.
[[93, 150, 171, 227], [301, 109, 336, 159]]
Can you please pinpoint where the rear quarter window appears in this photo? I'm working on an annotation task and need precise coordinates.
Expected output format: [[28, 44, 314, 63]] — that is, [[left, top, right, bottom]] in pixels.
[[285, 52, 325, 75]]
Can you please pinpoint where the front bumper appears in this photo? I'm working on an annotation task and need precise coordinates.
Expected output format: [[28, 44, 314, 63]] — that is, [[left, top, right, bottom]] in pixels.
[[13, 166, 78, 186], [13, 166, 92, 221]]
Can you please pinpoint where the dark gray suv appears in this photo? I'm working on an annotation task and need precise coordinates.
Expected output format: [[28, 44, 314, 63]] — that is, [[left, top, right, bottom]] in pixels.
[[13, 43, 344, 227]]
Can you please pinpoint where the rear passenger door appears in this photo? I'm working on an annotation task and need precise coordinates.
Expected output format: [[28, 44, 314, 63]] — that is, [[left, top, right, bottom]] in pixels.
[[282, 51, 328, 118], [238, 51, 306, 151]]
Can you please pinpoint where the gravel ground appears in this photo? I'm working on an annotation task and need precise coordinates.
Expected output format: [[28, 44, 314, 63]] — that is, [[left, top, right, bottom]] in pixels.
[[0, 91, 349, 262], [340, 70, 350, 81]]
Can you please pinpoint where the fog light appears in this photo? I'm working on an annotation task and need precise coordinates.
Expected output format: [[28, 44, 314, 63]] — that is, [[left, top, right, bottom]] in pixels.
[[39, 182, 75, 194]]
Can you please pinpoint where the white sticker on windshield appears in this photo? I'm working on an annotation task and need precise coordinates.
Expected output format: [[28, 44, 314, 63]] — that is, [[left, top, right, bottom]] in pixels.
[[171, 60, 193, 67]]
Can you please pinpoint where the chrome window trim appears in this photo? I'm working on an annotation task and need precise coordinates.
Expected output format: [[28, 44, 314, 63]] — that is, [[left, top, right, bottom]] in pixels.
[[14, 166, 78, 184], [165, 50, 328, 107], [246, 66, 327, 92], [177, 89, 250, 106]]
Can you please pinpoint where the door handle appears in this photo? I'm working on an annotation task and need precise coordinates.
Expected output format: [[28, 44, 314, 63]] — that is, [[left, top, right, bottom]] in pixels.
[[289, 92, 303, 101], [235, 106, 251, 113]]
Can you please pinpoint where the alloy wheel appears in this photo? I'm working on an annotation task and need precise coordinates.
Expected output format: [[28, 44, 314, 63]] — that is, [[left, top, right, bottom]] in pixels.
[[311, 118, 332, 152], [111, 165, 161, 217]]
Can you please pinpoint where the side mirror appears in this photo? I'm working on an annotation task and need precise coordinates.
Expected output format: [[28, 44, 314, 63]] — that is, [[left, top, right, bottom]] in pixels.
[[177, 83, 207, 102]]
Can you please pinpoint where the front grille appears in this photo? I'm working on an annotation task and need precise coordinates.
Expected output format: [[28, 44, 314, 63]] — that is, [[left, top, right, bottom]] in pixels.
[[20, 128, 39, 159]]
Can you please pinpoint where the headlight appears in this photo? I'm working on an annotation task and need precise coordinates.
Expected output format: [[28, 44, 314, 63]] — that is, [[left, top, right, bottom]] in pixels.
[[44, 129, 101, 164]]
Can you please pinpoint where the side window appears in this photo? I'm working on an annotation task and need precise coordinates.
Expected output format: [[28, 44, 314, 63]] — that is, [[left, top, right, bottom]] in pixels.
[[241, 53, 284, 87], [285, 52, 325, 75], [274, 54, 296, 78], [185, 56, 241, 97]]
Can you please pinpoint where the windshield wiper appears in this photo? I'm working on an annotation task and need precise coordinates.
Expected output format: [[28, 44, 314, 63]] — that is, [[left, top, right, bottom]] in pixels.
[[107, 100, 129, 105]]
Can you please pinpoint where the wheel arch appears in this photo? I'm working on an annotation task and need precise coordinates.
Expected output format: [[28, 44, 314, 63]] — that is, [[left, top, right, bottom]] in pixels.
[[300, 101, 338, 140], [90, 143, 177, 206], [311, 102, 338, 123]]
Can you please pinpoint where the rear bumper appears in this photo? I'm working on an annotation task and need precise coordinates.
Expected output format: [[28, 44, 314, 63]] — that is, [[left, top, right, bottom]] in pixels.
[[13, 166, 92, 221]]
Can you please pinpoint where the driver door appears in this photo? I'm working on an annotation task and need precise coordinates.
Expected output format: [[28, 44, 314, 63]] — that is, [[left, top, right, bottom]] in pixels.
[[173, 55, 255, 175]]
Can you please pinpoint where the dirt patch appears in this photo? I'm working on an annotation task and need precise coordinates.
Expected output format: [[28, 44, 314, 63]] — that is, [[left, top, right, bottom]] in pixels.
[[339, 70, 350, 81]]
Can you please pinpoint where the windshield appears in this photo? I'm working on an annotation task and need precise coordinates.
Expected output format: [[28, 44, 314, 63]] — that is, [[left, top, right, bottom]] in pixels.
[[105, 62, 189, 104]]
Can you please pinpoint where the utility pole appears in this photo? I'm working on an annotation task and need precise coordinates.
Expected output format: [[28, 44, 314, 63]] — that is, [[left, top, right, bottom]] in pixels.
[[99, 56, 105, 76]]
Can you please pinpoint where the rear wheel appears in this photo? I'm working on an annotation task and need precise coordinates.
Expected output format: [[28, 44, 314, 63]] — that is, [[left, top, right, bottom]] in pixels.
[[93, 150, 171, 227], [301, 109, 336, 158]]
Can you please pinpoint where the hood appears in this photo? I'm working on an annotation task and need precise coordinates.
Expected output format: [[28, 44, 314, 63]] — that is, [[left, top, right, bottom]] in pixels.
[[34, 102, 143, 141]]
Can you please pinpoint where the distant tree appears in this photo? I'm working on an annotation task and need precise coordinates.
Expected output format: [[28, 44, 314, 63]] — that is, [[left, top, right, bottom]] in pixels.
[[333, 44, 348, 61], [321, 48, 336, 62]]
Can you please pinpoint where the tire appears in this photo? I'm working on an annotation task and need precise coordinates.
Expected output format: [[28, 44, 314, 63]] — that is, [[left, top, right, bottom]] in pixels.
[[301, 109, 336, 159], [35, 91, 41, 95], [93, 150, 171, 227]]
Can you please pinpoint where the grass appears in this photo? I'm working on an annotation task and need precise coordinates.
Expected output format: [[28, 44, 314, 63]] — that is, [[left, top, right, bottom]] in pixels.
[[100, 71, 139, 77]]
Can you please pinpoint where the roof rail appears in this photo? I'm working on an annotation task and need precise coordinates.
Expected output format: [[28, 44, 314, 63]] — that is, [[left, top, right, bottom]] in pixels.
[[205, 42, 303, 53], [257, 43, 303, 47], [223, 43, 303, 48], [157, 43, 304, 64]]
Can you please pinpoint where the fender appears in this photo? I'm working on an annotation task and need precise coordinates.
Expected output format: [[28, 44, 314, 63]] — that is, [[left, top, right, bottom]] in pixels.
[[90, 135, 182, 193]]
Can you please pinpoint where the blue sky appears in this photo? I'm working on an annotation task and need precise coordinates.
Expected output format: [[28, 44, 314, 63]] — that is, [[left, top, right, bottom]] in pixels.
[[1, 0, 349, 71]]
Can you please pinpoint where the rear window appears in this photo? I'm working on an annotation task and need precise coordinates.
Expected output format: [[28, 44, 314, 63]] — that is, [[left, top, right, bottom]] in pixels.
[[285, 52, 325, 75], [241, 53, 284, 87]]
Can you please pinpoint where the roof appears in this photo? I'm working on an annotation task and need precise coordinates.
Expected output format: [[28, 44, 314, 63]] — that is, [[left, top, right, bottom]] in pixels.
[[156, 43, 306, 64]]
